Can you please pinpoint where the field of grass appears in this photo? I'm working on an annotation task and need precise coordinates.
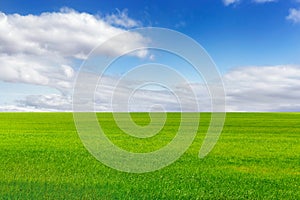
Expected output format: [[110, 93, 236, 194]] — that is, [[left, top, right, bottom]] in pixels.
[[0, 112, 299, 199]]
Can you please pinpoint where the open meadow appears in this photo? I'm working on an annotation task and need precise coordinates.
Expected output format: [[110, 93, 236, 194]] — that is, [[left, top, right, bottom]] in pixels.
[[0, 112, 299, 199]]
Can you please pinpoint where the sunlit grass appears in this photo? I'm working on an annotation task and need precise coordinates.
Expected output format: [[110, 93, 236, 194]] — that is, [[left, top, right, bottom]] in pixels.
[[0, 112, 299, 199]]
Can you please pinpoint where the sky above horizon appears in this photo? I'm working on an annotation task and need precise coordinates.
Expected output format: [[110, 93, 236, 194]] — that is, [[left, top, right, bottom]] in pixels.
[[1, 0, 300, 111]]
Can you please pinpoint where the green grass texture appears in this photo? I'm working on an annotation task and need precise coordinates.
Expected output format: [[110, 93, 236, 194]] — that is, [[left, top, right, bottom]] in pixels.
[[0, 112, 299, 199]]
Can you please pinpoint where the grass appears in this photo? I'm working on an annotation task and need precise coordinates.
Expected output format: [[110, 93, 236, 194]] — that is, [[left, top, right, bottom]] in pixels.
[[0, 112, 299, 199]]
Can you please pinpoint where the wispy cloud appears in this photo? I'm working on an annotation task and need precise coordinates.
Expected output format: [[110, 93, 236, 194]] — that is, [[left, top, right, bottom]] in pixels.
[[174, 21, 186, 29], [252, 0, 277, 3], [286, 8, 300, 23], [104, 8, 141, 28], [223, 0, 240, 6], [223, 0, 276, 6], [4, 65, 300, 112]]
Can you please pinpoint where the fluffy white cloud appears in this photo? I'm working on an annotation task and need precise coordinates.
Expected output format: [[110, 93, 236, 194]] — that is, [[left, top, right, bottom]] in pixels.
[[0, 8, 146, 59], [286, 8, 300, 23], [0, 9, 148, 91], [0, 54, 74, 93], [0, 9, 152, 112]]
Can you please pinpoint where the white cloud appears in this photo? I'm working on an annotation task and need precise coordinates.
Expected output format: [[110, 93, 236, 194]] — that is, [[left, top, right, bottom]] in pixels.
[[0, 9, 148, 91], [223, 0, 276, 6], [253, 0, 276, 3], [0, 8, 146, 59], [17, 94, 72, 111], [286, 8, 300, 23], [104, 9, 141, 28], [223, 0, 240, 6], [2, 65, 300, 112], [0, 9, 152, 112], [224, 65, 300, 111], [75, 73, 210, 112], [0, 54, 74, 92], [1, 9, 300, 112], [0, 105, 51, 112]]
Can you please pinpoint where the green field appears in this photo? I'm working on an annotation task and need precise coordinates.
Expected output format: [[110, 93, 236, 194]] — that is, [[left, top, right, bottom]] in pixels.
[[0, 112, 299, 199]]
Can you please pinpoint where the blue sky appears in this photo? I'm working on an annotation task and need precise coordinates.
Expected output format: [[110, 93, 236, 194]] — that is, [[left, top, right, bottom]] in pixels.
[[1, 0, 300, 111], [2, 0, 300, 70]]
